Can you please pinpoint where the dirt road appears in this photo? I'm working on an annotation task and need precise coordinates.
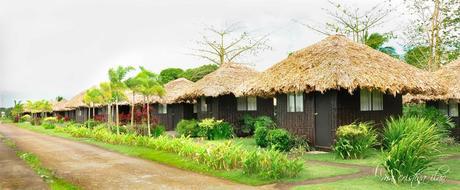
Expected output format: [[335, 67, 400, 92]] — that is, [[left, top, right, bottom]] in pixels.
[[0, 139, 48, 190], [0, 124, 271, 190]]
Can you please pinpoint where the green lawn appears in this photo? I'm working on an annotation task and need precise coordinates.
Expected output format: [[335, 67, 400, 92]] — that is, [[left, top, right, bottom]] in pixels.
[[303, 150, 382, 167], [15, 123, 359, 186], [293, 176, 460, 190]]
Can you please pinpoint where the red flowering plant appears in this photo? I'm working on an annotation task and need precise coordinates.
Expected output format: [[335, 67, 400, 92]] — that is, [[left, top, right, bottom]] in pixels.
[[94, 114, 106, 122]]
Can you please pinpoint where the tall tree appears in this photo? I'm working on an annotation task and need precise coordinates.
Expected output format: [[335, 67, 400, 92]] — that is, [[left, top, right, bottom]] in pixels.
[[99, 82, 114, 125], [364, 33, 399, 58], [125, 76, 144, 126], [11, 100, 23, 122], [296, 0, 394, 43], [159, 68, 184, 84], [108, 66, 134, 134], [404, 46, 431, 69], [191, 23, 270, 65], [56, 96, 64, 102], [403, 0, 460, 70], [83, 88, 103, 120], [179, 64, 219, 82], [136, 67, 165, 136]]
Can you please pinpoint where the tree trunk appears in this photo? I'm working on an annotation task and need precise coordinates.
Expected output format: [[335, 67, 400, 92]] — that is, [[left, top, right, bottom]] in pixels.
[[116, 98, 119, 135], [147, 101, 151, 137], [93, 106, 95, 119], [131, 92, 135, 126], [428, 0, 441, 71], [107, 104, 110, 124]]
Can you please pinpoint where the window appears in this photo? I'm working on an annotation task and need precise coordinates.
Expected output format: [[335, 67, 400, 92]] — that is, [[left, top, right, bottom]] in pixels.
[[193, 103, 197, 113], [237, 96, 257, 111], [200, 97, 208, 112], [449, 100, 459, 117], [360, 89, 384, 111], [158, 104, 167, 114], [287, 93, 303, 112], [440, 100, 459, 117]]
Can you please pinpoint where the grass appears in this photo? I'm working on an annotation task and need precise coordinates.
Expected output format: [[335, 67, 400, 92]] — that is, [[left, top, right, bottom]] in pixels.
[[293, 176, 460, 190], [0, 133, 79, 190], [303, 149, 382, 167], [14, 123, 359, 185]]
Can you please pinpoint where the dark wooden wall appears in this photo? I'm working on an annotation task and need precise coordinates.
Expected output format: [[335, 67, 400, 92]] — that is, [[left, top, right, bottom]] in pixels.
[[275, 93, 315, 141], [152, 103, 196, 131], [336, 90, 403, 130], [196, 94, 274, 136], [75, 107, 89, 123], [275, 90, 403, 147]]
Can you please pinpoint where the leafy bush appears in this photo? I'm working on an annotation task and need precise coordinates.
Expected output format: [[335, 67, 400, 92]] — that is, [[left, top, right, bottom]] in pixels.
[[266, 129, 293, 152], [198, 118, 233, 140], [333, 122, 377, 159], [240, 114, 256, 135], [152, 124, 165, 137], [404, 105, 455, 134], [381, 116, 443, 184], [254, 116, 276, 129], [254, 126, 270, 147], [83, 119, 99, 129], [42, 117, 58, 124], [42, 123, 56, 129], [20, 114, 31, 123], [243, 148, 303, 179], [176, 119, 200, 137], [57, 124, 303, 179]]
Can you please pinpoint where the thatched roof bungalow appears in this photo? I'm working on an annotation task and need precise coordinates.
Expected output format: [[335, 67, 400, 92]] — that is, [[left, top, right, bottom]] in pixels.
[[178, 63, 275, 135], [150, 78, 196, 130], [237, 35, 445, 148], [52, 100, 76, 121]]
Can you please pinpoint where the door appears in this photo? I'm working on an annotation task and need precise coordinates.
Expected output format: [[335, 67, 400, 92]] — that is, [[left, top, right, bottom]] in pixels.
[[315, 92, 333, 147]]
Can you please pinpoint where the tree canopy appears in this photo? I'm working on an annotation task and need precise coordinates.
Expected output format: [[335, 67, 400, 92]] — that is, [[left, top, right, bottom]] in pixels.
[[159, 68, 184, 84], [180, 64, 218, 82]]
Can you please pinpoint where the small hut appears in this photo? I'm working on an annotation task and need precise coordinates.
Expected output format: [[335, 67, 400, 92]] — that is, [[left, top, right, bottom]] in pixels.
[[405, 60, 460, 138], [177, 63, 275, 135], [237, 35, 443, 148], [151, 78, 196, 130], [65, 90, 91, 123]]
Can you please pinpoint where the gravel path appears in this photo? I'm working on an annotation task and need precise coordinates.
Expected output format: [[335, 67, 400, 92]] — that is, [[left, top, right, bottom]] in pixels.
[[0, 138, 48, 190], [0, 124, 272, 190]]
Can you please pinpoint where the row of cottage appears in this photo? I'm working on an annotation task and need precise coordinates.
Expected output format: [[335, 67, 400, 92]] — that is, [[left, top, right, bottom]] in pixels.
[[48, 35, 459, 148]]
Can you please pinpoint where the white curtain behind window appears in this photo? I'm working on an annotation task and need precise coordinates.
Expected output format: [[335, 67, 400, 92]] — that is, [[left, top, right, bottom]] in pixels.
[[439, 102, 449, 116], [449, 100, 459, 117], [200, 97, 207, 112], [237, 97, 247, 111], [247, 97, 257, 111], [295, 93, 304, 112], [360, 89, 371, 111], [372, 90, 383, 111], [287, 93, 295, 112]]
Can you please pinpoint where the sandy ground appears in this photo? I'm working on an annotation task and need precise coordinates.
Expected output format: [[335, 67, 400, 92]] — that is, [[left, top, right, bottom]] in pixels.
[[0, 124, 273, 190], [0, 140, 48, 190]]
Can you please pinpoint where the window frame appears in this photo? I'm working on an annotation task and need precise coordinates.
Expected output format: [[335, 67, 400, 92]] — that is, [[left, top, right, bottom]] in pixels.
[[440, 100, 459, 117], [236, 96, 257, 111], [287, 92, 304, 113], [200, 97, 208, 112], [158, 104, 167, 114], [360, 89, 384, 111]]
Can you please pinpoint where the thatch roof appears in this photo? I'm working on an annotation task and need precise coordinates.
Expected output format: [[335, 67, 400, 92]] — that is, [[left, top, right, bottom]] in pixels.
[[53, 100, 73, 111], [65, 90, 88, 108], [155, 78, 194, 104], [176, 63, 259, 100], [404, 59, 460, 103], [236, 35, 445, 97]]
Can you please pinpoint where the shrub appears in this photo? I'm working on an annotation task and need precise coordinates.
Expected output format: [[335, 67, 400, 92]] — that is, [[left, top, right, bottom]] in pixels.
[[404, 105, 455, 135], [240, 114, 256, 135], [254, 126, 270, 148], [266, 129, 293, 152], [20, 115, 31, 123], [42, 117, 58, 124], [176, 119, 200, 137], [243, 148, 303, 179], [381, 116, 443, 184], [333, 122, 377, 159], [254, 116, 276, 129], [198, 118, 233, 140], [83, 119, 99, 129], [152, 124, 166, 137]]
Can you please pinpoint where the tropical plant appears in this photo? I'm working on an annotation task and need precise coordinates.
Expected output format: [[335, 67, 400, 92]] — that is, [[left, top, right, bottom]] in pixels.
[[179, 64, 219, 82], [152, 124, 166, 137], [83, 88, 103, 120], [333, 122, 377, 159], [99, 82, 114, 125], [11, 100, 24, 122], [125, 75, 144, 126], [403, 104, 455, 137], [176, 119, 200, 137], [197, 118, 234, 140], [254, 126, 270, 148], [381, 116, 443, 184], [364, 33, 399, 58], [108, 66, 134, 133], [266, 128, 293, 152]]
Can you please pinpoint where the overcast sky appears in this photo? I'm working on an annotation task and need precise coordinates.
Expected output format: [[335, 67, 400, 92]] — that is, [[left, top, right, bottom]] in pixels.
[[0, 0, 409, 107]]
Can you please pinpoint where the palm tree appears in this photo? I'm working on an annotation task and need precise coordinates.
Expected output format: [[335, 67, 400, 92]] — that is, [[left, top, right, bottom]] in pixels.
[[83, 88, 103, 120], [25, 100, 37, 123], [11, 100, 24, 122], [99, 82, 114, 125], [125, 76, 144, 126], [108, 66, 134, 134], [136, 67, 165, 136]]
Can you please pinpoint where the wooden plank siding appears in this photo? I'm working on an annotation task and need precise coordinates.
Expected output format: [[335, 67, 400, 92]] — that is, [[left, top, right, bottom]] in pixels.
[[197, 94, 274, 136], [152, 103, 196, 131], [275, 89, 403, 147]]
